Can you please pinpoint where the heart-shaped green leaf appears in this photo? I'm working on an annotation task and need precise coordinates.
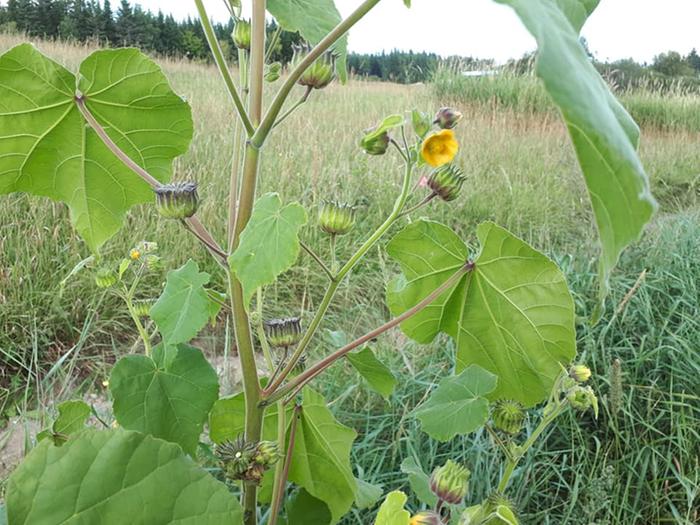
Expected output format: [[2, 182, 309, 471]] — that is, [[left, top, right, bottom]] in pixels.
[[0, 44, 192, 251], [414, 365, 497, 441], [229, 193, 307, 309], [400, 457, 437, 507], [6, 429, 242, 524], [110, 344, 219, 455], [387, 220, 575, 407], [494, 0, 657, 315], [37, 399, 91, 446], [150, 260, 211, 346]]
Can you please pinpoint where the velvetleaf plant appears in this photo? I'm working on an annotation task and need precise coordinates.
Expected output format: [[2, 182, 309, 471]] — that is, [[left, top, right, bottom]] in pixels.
[[0, 0, 657, 524]]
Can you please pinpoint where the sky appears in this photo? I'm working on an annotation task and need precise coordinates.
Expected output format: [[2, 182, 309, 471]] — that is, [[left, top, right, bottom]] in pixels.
[[135, 0, 700, 64]]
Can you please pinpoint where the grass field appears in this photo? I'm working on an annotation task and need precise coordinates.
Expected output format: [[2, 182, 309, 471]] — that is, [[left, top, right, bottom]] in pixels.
[[0, 33, 699, 523]]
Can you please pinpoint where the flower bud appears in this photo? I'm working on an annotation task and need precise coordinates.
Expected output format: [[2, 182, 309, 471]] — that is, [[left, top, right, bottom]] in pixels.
[[133, 299, 154, 318], [216, 436, 257, 481], [264, 317, 302, 348], [95, 267, 117, 288], [154, 182, 199, 219], [491, 400, 525, 435], [360, 127, 391, 155], [292, 43, 337, 90], [569, 364, 592, 383], [434, 107, 463, 129], [410, 511, 442, 525], [484, 493, 520, 524], [318, 201, 356, 236], [428, 165, 466, 202], [232, 18, 251, 50], [430, 459, 470, 505], [254, 440, 281, 467], [412, 110, 432, 138], [265, 62, 282, 83], [567, 385, 599, 418]]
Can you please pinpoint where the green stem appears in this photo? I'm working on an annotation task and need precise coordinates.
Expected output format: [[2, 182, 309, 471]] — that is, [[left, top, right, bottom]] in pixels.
[[272, 86, 313, 129], [194, 0, 254, 136], [121, 282, 151, 356], [269, 405, 301, 525], [263, 157, 414, 397], [253, 0, 383, 148], [496, 402, 567, 493], [300, 241, 334, 281], [269, 262, 472, 405], [228, 50, 249, 251]]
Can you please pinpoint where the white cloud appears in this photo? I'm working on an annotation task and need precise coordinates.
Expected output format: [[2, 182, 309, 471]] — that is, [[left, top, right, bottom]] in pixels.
[[134, 0, 700, 63]]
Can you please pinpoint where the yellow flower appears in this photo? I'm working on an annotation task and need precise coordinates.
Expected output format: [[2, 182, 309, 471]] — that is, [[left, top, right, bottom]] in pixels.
[[421, 129, 459, 167], [129, 248, 141, 261]]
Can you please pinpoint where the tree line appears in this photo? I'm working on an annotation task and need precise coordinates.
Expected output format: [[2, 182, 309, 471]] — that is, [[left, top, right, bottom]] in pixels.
[[1, 0, 699, 86]]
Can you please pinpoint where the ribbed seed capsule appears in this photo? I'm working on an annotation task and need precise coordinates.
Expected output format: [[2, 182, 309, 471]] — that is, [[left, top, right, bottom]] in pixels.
[[216, 436, 257, 481], [94, 267, 117, 288], [254, 441, 281, 467], [154, 182, 199, 219], [292, 43, 337, 89], [232, 19, 251, 50], [264, 317, 302, 348], [430, 459, 470, 505], [428, 165, 466, 202], [318, 201, 356, 236], [491, 400, 525, 435], [132, 299, 154, 318]]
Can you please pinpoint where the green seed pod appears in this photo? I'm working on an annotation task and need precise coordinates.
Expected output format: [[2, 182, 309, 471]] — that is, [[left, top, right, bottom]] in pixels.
[[410, 511, 442, 525], [491, 399, 525, 435], [216, 436, 257, 481], [428, 164, 466, 201], [569, 363, 592, 383], [567, 385, 599, 418], [132, 299, 155, 318], [254, 440, 281, 467], [154, 182, 199, 219], [232, 18, 251, 50], [430, 459, 470, 505], [482, 493, 520, 524], [360, 129, 390, 155], [434, 107, 463, 129], [292, 43, 337, 89], [94, 267, 117, 288], [265, 62, 282, 83], [318, 201, 356, 236], [145, 254, 163, 272], [264, 317, 302, 348]]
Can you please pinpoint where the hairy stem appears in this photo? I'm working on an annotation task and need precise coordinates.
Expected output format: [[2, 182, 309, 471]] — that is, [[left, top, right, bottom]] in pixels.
[[194, 0, 254, 136], [264, 157, 414, 397], [253, 0, 383, 147], [496, 402, 567, 493], [265, 262, 472, 405]]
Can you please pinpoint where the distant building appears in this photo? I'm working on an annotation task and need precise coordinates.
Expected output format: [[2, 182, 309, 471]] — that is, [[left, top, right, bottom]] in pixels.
[[462, 70, 499, 77]]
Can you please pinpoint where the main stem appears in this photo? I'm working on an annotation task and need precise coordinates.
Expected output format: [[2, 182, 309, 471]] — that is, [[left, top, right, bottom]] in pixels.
[[233, 2, 267, 524]]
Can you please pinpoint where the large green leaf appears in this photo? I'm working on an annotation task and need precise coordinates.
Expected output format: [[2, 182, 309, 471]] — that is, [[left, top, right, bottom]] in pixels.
[[110, 344, 219, 455], [0, 44, 192, 251], [6, 429, 242, 524], [413, 365, 497, 441], [288, 388, 358, 524], [374, 491, 410, 525], [494, 0, 657, 313], [346, 347, 397, 400], [150, 260, 211, 346], [267, 0, 348, 82], [387, 220, 575, 407], [229, 193, 307, 309]]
